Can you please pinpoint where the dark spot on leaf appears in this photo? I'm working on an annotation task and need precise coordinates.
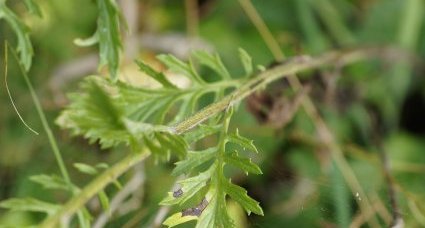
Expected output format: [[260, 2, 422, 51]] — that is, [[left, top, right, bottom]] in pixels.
[[173, 188, 183, 198], [182, 198, 208, 217]]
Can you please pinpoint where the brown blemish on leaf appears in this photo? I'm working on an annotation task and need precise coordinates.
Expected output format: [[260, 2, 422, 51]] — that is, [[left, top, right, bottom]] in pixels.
[[173, 188, 183, 198], [182, 198, 208, 217]]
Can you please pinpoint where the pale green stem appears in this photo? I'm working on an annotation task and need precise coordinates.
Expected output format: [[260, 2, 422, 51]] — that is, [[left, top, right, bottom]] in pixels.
[[6, 44, 71, 187], [40, 150, 151, 228], [5, 43, 88, 227], [310, 0, 356, 45]]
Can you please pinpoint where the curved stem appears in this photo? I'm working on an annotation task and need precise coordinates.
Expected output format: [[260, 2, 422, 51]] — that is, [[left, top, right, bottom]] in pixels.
[[174, 47, 392, 134]]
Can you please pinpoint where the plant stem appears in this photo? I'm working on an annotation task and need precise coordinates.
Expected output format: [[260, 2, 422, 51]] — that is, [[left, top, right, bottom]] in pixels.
[[40, 46, 402, 227], [309, 0, 356, 45], [185, 0, 199, 37], [175, 47, 390, 134], [237, 0, 284, 60], [8, 44, 71, 187], [6, 43, 88, 227], [40, 150, 151, 228]]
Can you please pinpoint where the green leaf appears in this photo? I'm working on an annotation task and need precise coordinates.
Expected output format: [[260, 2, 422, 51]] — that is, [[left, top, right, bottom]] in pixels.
[[163, 212, 198, 227], [24, 0, 42, 17], [74, 163, 98, 175], [56, 76, 130, 149], [0, 1, 33, 71], [196, 190, 234, 228], [135, 60, 177, 89], [238, 48, 253, 75], [98, 191, 110, 211], [164, 108, 262, 227], [155, 132, 188, 158], [157, 54, 205, 85], [228, 129, 258, 153], [74, 32, 99, 47], [224, 151, 262, 175], [192, 50, 231, 80], [29, 174, 70, 191], [224, 180, 263, 216], [161, 164, 216, 206], [57, 76, 187, 157], [0, 198, 60, 215], [172, 148, 217, 176], [184, 124, 221, 144], [143, 134, 169, 160], [96, 0, 122, 81], [96, 163, 109, 169]]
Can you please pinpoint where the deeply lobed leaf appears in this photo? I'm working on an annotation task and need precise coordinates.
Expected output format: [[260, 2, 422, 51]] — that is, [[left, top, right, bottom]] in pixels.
[[162, 110, 263, 227]]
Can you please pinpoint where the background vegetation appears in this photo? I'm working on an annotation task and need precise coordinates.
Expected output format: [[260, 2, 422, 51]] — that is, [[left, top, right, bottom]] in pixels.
[[0, 0, 424, 227]]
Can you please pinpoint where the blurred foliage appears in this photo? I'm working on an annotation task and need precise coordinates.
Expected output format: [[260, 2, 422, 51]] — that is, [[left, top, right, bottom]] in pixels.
[[0, 0, 424, 227]]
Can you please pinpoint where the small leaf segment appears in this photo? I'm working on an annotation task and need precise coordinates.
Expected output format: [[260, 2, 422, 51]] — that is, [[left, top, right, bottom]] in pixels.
[[161, 108, 263, 228], [0, 0, 36, 71], [74, 0, 123, 81]]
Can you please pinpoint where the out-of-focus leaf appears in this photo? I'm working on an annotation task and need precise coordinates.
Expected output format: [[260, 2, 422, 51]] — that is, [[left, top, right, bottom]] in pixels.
[[74, 163, 98, 175], [24, 0, 42, 17], [157, 54, 205, 85], [192, 50, 231, 80], [136, 60, 177, 89], [96, 163, 109, 169], [74, 33, 99, 47], [96, 0, 122, 81], [98, 191, 110, 211], [0, 0, 33, 71], [29, 174, 70, 191], [0, 198, 60, 215], [238, 48, 253, 75]]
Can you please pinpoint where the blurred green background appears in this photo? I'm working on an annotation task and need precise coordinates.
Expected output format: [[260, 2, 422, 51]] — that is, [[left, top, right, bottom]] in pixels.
[[1, 0, 425, 227]]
